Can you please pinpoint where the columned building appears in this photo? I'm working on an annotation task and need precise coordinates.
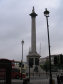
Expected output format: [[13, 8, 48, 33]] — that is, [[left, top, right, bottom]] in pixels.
[[27, 7, 41, 72]]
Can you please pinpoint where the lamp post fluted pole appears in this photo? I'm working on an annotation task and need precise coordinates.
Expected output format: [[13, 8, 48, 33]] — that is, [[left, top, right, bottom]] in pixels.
[[44, 8, 52, 84], [21, 40, 24, 79], [21, 40, 24, 62]]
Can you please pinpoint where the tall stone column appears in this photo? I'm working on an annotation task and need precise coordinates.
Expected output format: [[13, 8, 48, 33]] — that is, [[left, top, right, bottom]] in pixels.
[[30, 7, 37, 53], [27, 7, 41, 73]]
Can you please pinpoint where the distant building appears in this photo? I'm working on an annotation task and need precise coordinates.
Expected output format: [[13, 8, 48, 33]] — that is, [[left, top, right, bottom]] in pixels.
[[40, 54, 62, 65], [13, 60, 27, 74]]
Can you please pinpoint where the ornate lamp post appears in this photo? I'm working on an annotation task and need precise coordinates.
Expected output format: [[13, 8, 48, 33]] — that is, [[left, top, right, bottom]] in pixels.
[[44, 8, 52, 84], [21, 40, 24, 79]]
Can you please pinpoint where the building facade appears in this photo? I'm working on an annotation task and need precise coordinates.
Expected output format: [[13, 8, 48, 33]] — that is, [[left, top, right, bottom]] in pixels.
[[40, 54, 62, 65]]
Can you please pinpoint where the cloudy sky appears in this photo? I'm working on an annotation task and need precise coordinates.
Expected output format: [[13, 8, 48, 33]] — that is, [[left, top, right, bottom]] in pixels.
[[0, 0, 63, 61]]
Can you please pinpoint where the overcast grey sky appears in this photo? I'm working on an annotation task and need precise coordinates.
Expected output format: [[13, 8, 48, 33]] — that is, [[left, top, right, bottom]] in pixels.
[[0, 0, 63, 61]]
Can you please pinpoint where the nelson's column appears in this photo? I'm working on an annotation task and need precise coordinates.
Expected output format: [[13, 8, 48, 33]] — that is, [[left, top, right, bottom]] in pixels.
[[27, 7, 41, 72]]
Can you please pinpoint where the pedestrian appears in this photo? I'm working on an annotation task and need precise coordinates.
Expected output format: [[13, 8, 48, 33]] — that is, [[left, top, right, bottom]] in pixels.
[[57, 75, 61, 84]]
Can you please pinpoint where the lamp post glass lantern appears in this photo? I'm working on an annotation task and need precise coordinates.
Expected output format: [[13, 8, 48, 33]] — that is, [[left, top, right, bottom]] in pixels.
[[44, 8, 52, 84]]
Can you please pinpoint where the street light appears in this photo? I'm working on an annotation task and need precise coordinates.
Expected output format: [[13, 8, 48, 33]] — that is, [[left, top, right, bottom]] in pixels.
[[21, 40, 24, 62], [21, 40, 24, 79], [44, 8, 52, 84]]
